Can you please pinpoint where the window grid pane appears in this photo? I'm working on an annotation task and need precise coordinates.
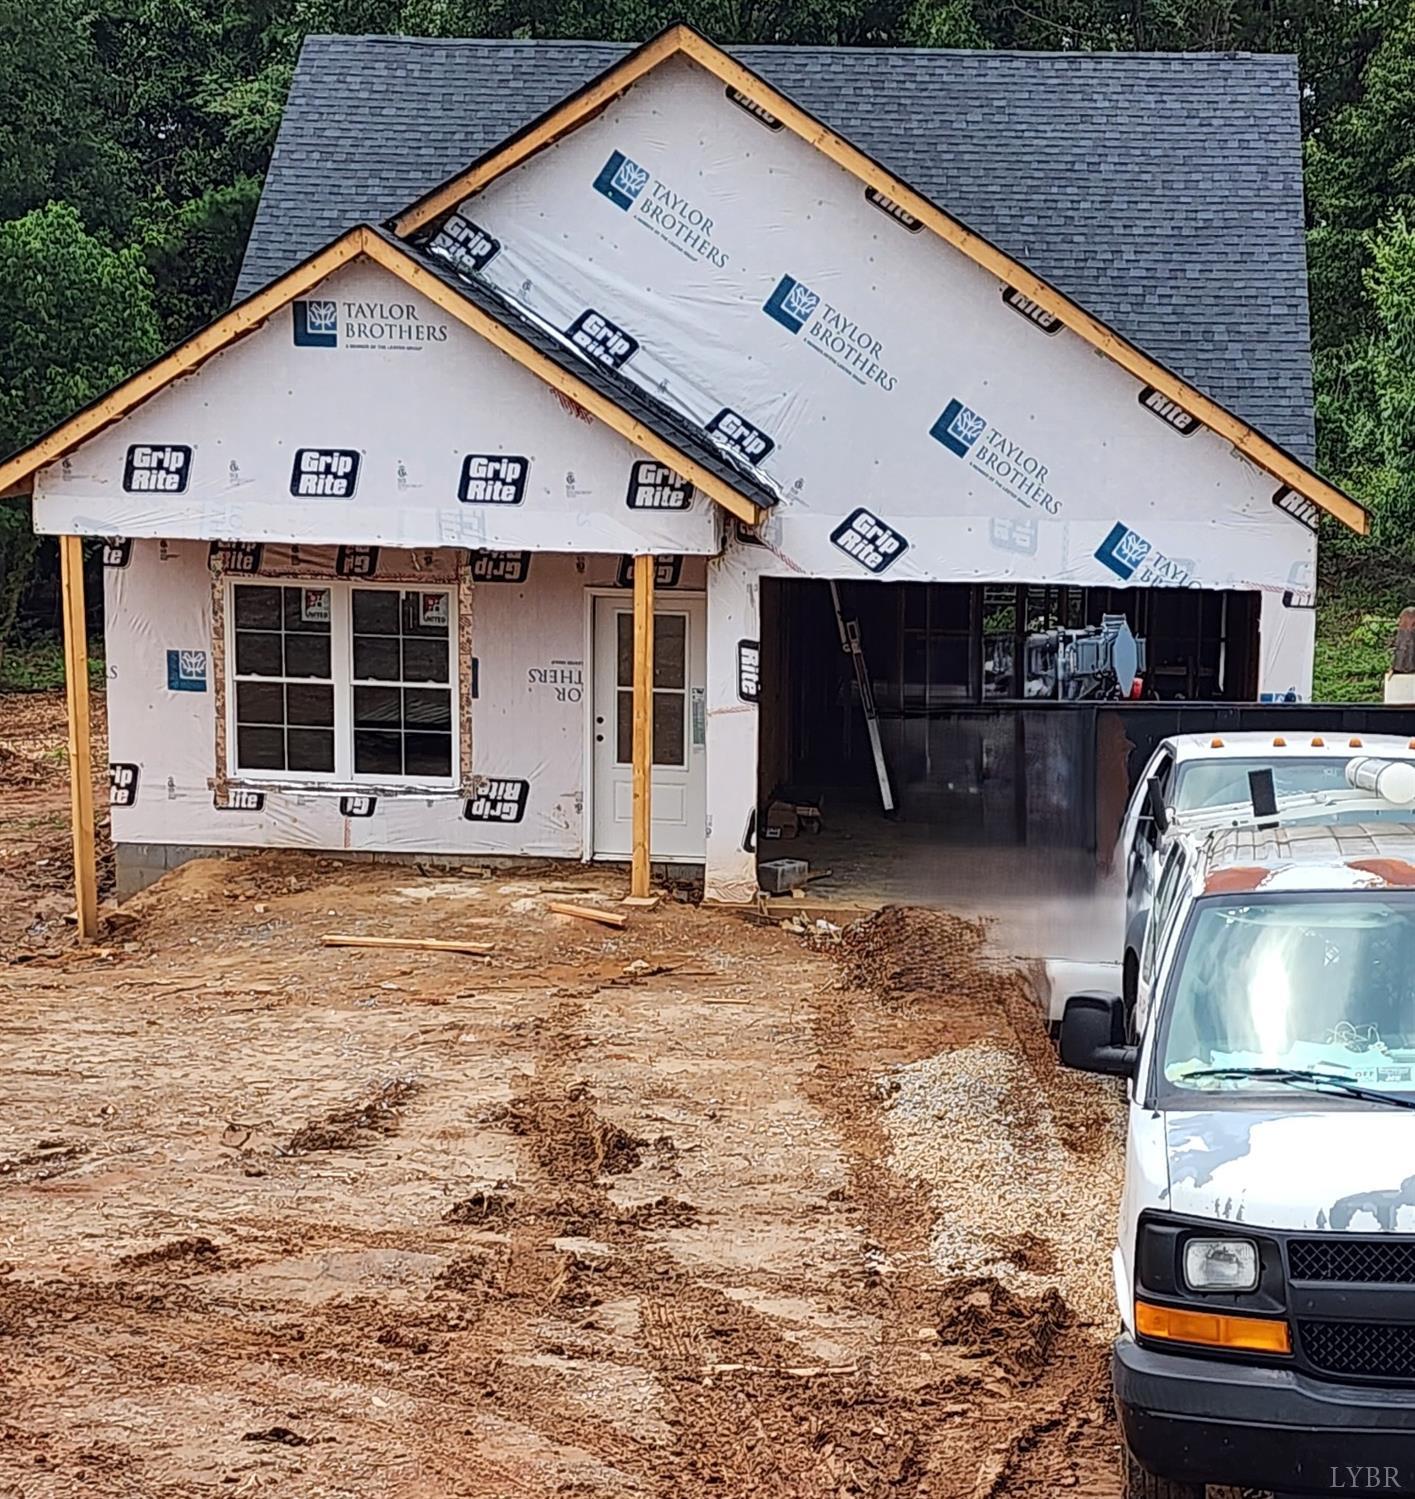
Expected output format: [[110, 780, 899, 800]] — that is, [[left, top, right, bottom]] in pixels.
[[232, 584, 334, 775], [231, 583, 454, 783], [350, 589, 453, 780]]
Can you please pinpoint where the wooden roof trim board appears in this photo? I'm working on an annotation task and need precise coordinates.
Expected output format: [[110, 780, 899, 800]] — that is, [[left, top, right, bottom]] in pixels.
[[390, 22, 1366, 536], [0, 225, 764, 525]]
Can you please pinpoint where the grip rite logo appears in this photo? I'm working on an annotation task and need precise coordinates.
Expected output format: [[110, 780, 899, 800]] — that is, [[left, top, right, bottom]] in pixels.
[[340, 795, 377, 818], [616, 555, 682, 588], [123, 444, 191, 494], [1002, 287, 1065, 335], [464, 778, 530, 823], [428, 214, 501, 277], [626, 461, 693, 510], [102, 538, 133, 569], [458, 454, 529, 505], [336, 545, 379, 577], [290, 448, 360, 498], [109, 763, 140, 808], [707, 408, 774, 465], [726, 88, 782, 128], [830, 509, 909, 574], [210, 541, 263, 574], [567, 309, 638, 370], [214, 788, 265, 812], [1138, 386, 1202, 437], [593, 150, 651, 210], [469, 550, 531, 583], [737, 640, 761, 702], [293, 299, 338, 347], [865, 188, 922, 232]]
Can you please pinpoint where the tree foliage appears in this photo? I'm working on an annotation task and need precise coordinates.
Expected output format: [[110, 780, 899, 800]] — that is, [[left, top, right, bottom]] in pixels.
[[0, 0, 1411, 680]]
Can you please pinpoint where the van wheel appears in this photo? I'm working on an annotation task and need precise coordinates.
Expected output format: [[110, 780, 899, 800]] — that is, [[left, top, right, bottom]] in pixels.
[[1123, 1448, 1204, 1499]]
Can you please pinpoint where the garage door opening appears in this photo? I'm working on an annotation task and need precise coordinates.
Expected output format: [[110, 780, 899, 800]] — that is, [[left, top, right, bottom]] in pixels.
[[756, 578, 1259, 938]]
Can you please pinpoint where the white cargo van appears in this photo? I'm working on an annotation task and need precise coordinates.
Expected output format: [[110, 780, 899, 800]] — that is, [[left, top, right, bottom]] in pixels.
[[1064, 810, 1415, 1497], [1119, 732, 1415, 1010]]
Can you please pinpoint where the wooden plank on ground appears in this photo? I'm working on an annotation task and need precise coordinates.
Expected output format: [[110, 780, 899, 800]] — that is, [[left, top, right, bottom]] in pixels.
[[546, 902, 629, 929], [320, 934, 493, 955]]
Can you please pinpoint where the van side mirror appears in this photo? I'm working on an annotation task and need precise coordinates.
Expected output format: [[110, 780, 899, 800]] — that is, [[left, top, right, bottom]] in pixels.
[[1060, 993, 1138, 1078], [1145, 776, 1170, 836]]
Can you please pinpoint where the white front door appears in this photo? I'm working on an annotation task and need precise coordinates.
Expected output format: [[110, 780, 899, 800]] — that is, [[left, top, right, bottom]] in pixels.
[[592, 592, 707, 862]]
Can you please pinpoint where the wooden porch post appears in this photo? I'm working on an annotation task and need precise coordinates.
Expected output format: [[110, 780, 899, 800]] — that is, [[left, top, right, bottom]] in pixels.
[[60, 535, 99, 941], [630, 554, 655, 898]]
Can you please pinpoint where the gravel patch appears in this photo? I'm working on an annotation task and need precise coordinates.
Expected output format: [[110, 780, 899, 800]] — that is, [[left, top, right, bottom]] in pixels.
[[881, 1042, 1125, 1334]]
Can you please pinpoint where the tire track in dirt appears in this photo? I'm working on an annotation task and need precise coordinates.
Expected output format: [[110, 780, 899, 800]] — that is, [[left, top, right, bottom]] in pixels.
[[806, 906, 1122, 1498]]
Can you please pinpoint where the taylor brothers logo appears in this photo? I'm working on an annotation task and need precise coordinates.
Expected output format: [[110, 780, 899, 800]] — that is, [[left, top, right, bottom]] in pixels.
[[293, 298, 448, 349], [592, 149, 729, 268], [762, 275, 897, 392], [1094, 522, 1196, 587], [930, 398, 1062, 515]]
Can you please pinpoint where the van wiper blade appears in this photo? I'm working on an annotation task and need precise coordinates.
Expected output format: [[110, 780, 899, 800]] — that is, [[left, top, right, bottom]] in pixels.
[[1182, 1066, 1415, 1111]]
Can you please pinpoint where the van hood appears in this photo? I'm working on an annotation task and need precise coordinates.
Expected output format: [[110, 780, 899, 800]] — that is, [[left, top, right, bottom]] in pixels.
[[1165, 1108, 1415, 1231]]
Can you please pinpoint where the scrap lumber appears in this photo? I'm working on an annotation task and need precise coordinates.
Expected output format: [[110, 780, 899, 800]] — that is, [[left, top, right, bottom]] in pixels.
[[320, 934, 492, 955], [546, 902, 628, 929]]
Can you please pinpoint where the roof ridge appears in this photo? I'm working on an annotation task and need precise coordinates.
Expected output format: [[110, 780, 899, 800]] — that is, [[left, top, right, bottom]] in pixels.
[[299, 33, 1287, 63]]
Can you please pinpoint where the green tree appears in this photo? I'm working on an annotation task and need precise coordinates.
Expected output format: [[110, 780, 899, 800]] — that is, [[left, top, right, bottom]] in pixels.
[[0, 203, 163, 664], [0, 0, 135, 229]]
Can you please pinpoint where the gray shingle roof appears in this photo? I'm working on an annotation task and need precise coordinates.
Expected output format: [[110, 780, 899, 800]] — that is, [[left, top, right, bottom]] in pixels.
[[370, 226, 783, 511], [238, 36, 1315, 460]]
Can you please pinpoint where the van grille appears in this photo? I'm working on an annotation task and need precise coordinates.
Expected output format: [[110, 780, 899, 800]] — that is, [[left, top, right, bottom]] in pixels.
[[1301, 1320, 1415, 1380], [1289, 1238, 1415, 1284]]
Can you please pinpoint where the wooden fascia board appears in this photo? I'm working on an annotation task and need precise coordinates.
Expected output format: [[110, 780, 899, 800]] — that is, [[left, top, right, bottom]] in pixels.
[[390, 26, 691, 238], [387, 22, 1363, 536], [0, 231, 367, 499], [360, 232, 764, 525]]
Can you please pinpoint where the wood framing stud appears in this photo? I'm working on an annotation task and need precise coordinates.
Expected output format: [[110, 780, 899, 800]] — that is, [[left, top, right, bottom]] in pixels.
[[631, 555, 655, 899], [60, 535, 99, 941]]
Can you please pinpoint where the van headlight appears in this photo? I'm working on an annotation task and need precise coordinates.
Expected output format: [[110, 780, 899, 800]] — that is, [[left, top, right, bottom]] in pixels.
[[1183, 1236, 1259, 1292]]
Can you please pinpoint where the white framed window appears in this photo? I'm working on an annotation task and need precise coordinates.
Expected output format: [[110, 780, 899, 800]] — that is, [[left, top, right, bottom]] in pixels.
[[226, 580, 458, 788]]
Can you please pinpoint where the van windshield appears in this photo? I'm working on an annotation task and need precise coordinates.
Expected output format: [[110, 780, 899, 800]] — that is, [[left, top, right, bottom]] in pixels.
[[1160, 894, 1415, 1099], [1172, 758, 1351, 812]]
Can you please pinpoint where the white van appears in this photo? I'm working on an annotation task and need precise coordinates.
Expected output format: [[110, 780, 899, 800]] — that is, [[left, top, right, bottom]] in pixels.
[[1119, 732, 1415, 1010], [1064, 814, 1415, 1497]]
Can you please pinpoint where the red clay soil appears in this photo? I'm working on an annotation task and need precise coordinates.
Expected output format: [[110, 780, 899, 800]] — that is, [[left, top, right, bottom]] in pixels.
[[0, 687, 1124, 1498]]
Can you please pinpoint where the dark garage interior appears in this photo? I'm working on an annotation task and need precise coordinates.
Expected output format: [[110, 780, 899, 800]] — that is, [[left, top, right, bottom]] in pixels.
[[755, 577, 1261, 915]]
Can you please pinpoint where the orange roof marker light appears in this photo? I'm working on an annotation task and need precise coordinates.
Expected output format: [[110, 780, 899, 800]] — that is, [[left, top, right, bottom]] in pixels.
[[1210, 738, 1225, 749], [1311, 736, 1326, 747], [1350, 737, 1364, 748], [1273, 736, 1287, 747]]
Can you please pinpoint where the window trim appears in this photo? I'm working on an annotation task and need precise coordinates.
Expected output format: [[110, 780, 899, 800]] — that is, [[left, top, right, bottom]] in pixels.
[[223, 578, 460, 792]]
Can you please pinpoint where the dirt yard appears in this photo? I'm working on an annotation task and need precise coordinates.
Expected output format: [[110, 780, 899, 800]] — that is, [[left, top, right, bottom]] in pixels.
[[1, 689, 1126, 1498]]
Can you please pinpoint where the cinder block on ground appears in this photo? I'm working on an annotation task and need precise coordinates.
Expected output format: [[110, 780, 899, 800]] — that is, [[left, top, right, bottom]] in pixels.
[[758, 858, 809, 895]]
